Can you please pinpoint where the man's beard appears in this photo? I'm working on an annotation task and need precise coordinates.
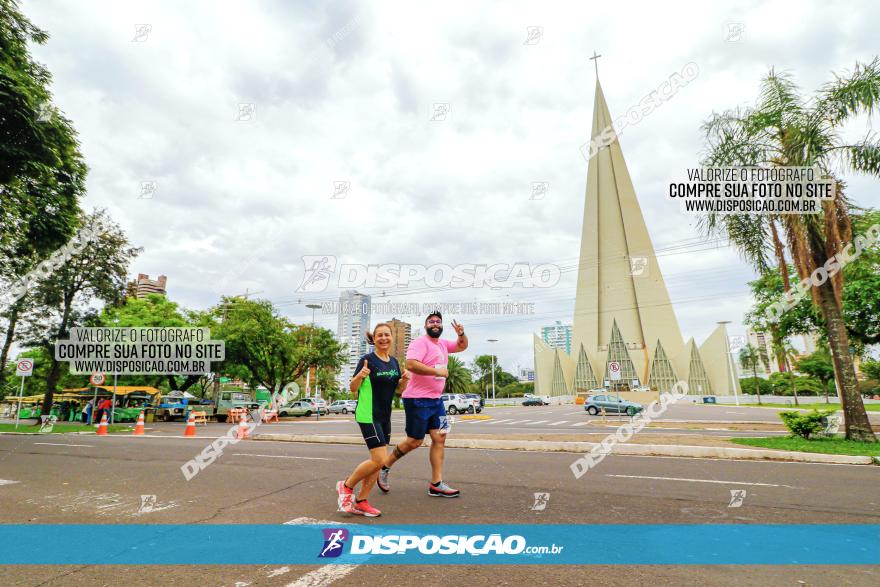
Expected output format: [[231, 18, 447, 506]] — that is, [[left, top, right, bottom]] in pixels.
[[427, 326, 443, 338]]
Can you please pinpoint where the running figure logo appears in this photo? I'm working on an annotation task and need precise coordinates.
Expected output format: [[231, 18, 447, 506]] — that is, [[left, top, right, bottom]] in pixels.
[[728, 489, 747, 508], [530, 492, 550, 511], [296, 255, 337, 292], [319, 528, 349, 558]]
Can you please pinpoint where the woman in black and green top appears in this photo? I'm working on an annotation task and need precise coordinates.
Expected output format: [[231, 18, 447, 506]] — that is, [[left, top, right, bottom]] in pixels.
[[336, 322, 409, 517]]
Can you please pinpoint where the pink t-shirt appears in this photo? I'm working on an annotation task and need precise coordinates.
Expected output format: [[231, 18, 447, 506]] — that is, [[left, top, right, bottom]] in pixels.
[[402, 335, 459, 399]]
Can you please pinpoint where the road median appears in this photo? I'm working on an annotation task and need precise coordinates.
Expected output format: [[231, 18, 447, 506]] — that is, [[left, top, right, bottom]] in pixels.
[[253, 432, 875, 465]]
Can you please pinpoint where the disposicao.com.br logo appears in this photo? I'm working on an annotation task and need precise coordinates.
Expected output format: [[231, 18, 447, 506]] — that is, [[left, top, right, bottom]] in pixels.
[[296, 256, 561, 293], [320, 530, 563, 557]]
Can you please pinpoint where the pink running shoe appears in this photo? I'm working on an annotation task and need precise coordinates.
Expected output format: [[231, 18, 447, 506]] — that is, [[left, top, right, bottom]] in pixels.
[[336, 480, 355, 513], [352, 499, 381, 517]]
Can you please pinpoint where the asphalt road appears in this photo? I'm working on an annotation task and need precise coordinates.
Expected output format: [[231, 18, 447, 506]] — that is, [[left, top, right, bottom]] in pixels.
[[0, 432, 877, 586], [104, 402, 876, 439]]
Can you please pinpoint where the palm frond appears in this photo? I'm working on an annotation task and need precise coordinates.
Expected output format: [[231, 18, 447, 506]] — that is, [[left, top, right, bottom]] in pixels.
[[816, 57, 880, 125]]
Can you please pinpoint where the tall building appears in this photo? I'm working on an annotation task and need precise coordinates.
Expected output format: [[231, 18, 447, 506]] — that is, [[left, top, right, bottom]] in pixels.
[[533, 78, 738, 397], [128, 273, 167, 298], [337, 290, 371, 383], [387, 318, 413, 366], [541, 321, 572, 355], [744, 329, 779, 376]]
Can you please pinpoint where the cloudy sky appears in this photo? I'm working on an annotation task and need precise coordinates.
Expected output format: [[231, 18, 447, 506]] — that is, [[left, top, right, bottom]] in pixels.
[[24, 0, 880, 374]]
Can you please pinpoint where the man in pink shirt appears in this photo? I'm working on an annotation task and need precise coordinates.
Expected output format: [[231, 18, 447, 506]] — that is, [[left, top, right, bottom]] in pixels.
[[378, 311, 467, 497]]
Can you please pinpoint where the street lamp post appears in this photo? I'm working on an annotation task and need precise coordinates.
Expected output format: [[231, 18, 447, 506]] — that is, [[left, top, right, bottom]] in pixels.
[[717, 321, 741, 406], [305, 304, 321, 398], [306, 303, 321, 420], [487, 338, 498, 405]]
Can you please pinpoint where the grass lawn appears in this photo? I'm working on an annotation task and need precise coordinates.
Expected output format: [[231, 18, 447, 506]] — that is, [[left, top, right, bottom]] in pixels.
[[731, 436, 880, 457], [736, 402, 880, 411], [0, 422, 131, 434]]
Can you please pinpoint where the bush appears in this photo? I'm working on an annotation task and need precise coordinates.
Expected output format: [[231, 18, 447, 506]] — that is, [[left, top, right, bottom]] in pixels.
[[778, 409, 835, 439], [740, 377, 771, 395]]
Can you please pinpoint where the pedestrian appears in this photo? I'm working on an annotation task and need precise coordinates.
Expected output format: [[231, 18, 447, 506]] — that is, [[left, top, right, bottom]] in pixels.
[[82, 398, 95, 424], [336, 322, 410, 517], [377, 311, 467, 497], [96, 397, 112, 424]]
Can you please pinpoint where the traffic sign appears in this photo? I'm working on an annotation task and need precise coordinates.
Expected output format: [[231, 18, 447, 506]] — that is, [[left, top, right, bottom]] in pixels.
[[16, 359, 34, 377], [608, 361, 621, 381], [89, 372, 106, 386]]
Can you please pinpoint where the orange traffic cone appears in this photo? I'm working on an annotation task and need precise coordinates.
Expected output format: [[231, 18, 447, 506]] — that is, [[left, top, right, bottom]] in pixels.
[[96, 413, 109, 436], [132, 411, 145, 436], [236, 413, 249, 440], [183, 412, 197, 437]]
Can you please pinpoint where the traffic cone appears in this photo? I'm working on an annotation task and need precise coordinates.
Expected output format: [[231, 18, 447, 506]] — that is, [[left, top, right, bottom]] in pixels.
[[236, 413, 249, 440], [132, 411, 145, 436], [96, 413, 109, 436], [183, 412, 197, 437]]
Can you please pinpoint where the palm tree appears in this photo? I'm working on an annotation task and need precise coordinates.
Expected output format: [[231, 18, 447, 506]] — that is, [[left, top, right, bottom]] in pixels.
[[773, 339, 801, 406], [699, 59, 880, 441], [738, 344, 763, 405], [444, 356, 472, 395]]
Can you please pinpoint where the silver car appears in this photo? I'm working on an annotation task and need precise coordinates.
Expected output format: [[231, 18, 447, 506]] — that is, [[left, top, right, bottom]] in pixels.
[[584, 394, 644, 416], [329, 400, 357, 414]]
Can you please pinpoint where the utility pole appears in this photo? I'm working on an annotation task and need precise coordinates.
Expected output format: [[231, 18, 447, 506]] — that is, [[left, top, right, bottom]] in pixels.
[[488, 338, 499, 405]]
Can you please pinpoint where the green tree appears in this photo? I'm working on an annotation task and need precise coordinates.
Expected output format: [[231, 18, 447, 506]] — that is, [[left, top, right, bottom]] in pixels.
[[212, 298, 346, 394], [0, 0, 87, 391], [18, 210, 140, 416], [738, 344, 764, 404], [796, 348, 836, 403], [443, 355, 471, 395], [739, 376, 772, 397], [95, 294, 206, 392], [699, 59, 880, 440], [861, 359, 880, 382]]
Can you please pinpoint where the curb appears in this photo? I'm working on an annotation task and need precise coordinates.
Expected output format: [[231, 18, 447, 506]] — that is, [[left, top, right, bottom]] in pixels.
[[252, 433, 876, 465]]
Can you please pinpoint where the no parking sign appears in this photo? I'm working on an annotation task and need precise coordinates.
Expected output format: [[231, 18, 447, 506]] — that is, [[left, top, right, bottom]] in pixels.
[[608, 361, 621, 381], [16, 359, 34, 377]]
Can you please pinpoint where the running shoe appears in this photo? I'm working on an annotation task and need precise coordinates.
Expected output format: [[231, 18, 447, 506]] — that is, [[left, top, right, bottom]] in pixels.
[[428, 481, 460, 498], [336, 480, 355, 513], [377, 467, 390, 493], [352, 500, 381, 517]]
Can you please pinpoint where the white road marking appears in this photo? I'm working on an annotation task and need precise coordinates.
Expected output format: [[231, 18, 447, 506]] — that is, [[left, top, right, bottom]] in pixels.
[[606, 474, 794, 488], [283, 517, 359, 587], [487, 419, 512, 424], [267, 567, 291, 578], [506, 420, 532, 425], [526, 420, 549, 425], [33, 442, 95, 447], [0, 479, 20, 486], [231, 453, 331, 461], [572, 422, 589, 427], [547, 421, 568, 426]]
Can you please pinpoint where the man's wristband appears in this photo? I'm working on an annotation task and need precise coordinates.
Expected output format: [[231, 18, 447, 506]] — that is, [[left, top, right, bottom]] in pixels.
[[458, 332, 465, 337]]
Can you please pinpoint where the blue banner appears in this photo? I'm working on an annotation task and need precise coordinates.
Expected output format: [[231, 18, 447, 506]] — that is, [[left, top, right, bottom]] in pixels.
[[0, 525, 876, 565]]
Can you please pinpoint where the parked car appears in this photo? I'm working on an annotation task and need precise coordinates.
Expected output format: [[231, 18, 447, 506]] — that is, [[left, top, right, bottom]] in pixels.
[[329, 400, 358, 414], [584, 394, 644, 416], [299, 397, 329, 415], [462, 395, 482, 414], [464, 393, 485, 408], [279, 401, 316, 417], [522, 397, 545, 406], [440, 393, 471, 414]]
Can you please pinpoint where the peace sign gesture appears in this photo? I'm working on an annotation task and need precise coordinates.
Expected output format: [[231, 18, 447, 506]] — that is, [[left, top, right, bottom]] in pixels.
[[451, 320, 465, 337]]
